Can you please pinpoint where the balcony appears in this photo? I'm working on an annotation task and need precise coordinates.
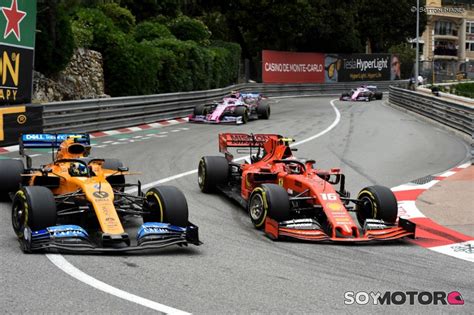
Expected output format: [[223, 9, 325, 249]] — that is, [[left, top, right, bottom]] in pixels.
[[433, 47, 458, 59]]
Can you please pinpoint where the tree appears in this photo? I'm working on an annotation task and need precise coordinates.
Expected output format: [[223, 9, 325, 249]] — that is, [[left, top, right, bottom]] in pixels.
[[356, 0, 427, 53], [35, 1, 75, 76]]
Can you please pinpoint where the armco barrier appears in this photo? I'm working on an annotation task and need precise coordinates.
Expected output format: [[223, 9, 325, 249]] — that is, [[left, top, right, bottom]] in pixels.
[[388, 86, 473, 136], [41, 81, 404, 133]]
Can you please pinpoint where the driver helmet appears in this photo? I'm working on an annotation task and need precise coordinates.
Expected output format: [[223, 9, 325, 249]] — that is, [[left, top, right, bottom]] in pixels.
[[69, 162, 88, 176]]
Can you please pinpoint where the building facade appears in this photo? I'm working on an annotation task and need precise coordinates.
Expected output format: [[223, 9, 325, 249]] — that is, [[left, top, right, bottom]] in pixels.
[[419, 0, 474, 80]]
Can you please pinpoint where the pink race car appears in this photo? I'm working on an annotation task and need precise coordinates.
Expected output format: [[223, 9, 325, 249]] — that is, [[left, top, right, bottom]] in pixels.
[[340, 85, 383, 102], [189, 92, 270, 124]]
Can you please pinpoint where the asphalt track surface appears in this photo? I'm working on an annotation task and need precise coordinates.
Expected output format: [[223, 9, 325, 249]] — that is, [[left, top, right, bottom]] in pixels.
[[1, 97, 472, 314]]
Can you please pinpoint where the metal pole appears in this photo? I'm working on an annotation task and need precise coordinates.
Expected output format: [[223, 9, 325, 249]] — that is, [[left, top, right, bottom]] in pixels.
[[415, 0, 420, 87]]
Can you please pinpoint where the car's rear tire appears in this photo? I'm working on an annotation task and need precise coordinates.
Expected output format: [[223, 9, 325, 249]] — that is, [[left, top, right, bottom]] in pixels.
[[234, 106, 249, 124], [144, 186, 189, 227], [193, 104, 209, 116], [356, 185, 398, 227], [198, 156, 229, 193], [12, 186, 57, 238], [375, 92, 383, 100], [248, 184, 290, 229], [0, 159, 25, 197], [256, 102, 270, 119]]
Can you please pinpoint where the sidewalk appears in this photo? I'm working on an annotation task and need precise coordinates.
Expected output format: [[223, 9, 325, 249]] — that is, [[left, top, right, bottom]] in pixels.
[[416, 165, 474, 237]]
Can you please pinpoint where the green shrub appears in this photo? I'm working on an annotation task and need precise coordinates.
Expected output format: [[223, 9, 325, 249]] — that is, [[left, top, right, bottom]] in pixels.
[[211, 40, 241, 85], [71, 18, 93, 48], [101, 33, 161, 96], [452, 83, 474, 98], [168, 15, 211, 45], [135, 21, 175, 42], [71, 8, 117, 52], [99, 3, 136, 33], [35, 3, 75, 76]]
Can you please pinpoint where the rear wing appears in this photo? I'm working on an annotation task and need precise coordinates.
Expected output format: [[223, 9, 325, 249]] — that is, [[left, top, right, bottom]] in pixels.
[[218, 133, 281, 160], [20, 133, 90, 155], [240, 92, 261, 98]]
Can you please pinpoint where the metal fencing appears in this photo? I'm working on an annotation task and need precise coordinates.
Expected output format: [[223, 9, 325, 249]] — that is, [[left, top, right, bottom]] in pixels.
[[41, 81, 404, 133], [388, 86, 473, 136]]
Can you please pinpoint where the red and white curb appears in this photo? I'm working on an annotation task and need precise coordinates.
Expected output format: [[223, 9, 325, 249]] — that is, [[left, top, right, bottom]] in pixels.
[[392, 162, 473, 262], [89, 117, 188, 139], [0, 117, 189, 154]]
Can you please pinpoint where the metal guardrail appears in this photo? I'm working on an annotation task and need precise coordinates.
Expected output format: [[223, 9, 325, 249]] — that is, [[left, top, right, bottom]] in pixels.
[[41, 81, 404, 133], [388, 86, 473, 136]]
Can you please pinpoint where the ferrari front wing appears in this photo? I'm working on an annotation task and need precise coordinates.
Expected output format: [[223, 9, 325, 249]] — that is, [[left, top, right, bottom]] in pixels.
[[264, 217, 416, 243]]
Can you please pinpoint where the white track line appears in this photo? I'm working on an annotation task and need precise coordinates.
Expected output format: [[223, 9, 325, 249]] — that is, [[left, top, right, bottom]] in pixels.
[[46, 98, 341, 314], [46, 255, 190, 314]]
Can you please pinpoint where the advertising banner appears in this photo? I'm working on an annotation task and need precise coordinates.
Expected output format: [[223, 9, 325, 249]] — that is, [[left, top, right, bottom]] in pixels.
[[325, 54, 392, 82], [0, 0, 37, 105], [262, 50, 325, 83], [0, 105, 43, 145]]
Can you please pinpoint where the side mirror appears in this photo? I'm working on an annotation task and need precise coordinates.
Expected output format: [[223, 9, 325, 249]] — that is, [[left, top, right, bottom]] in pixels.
[[118, 166, 129, 172]]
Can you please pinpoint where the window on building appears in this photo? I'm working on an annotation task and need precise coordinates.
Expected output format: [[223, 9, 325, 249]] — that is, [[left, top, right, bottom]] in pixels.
[[467, 21, 474, 34], [435, 21, 455, 36], [467, 42, 474, 51]]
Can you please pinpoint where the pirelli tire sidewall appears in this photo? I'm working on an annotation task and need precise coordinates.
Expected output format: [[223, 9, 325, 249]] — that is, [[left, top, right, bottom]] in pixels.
[[12, 186, 57, 238], [356, 185, 398, 227], [234, 106, 249, 124], [248, 184, 290, 229], [145, 186, 189, 227], [198, 156, 229, 193], [0, 159, 25, 197]]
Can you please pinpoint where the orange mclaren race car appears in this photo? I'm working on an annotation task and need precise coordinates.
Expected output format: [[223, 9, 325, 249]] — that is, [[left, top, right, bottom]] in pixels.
[[198, 133, 415, 242], [0, 134, 200, 253]]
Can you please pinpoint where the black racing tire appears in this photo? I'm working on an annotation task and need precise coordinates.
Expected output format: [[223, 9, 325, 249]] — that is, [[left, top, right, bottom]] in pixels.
[[0, 159, 25, 197], [356, 185, 398, 227], [198, 156, 229, 193], [102, 159, 123, 170], [234, 106, 249, 124], [256, 102, 270, 119], [248, 184, 290, 229], [12, 186, 57, 238], [144, 186, 189, 227], [374, 91, 383, 100], [193, 104, 209, 116]]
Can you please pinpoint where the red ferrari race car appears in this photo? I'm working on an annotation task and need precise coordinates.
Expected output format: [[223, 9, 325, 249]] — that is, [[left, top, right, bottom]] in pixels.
[[189, 92, 270, 124], [197, 133, 415, 242], [340, 85, 383, 102]]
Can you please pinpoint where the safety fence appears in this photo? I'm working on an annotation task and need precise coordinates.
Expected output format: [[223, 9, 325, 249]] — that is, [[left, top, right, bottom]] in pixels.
[[388, 86, 473, 136]]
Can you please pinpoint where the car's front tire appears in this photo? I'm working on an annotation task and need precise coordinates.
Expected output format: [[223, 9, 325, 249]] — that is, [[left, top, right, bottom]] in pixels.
[[234, 106, 249, 124], [144, 186, 189, 227], [356, 185, 398, 227], [248, 184, 290, 229], [12, 186, 57, 239]]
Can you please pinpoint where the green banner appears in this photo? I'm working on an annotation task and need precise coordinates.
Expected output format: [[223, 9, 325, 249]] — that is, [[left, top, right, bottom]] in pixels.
[[0, 0, 36, 49], [0, 0, 36, 105]]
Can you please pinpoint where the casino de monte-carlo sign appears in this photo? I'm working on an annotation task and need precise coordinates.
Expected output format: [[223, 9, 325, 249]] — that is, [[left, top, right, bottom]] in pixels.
[[0, 0, 36, 104]]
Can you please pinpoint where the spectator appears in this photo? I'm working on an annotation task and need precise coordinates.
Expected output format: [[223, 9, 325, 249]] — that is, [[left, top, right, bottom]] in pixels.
[[417, 75, 424, 86]]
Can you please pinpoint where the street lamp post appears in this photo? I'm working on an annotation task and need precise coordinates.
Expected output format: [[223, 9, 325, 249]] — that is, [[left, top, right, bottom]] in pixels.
[[415, 0, 420, 87]]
